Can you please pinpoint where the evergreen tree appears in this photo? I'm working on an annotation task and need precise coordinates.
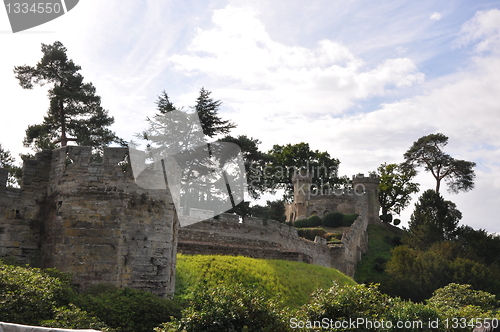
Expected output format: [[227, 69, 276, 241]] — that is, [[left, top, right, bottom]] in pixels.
[[14, 41, 122, 152], [404, 189, 462, 250], [0, 143, 22, 187], [193, 87, 235, 138]]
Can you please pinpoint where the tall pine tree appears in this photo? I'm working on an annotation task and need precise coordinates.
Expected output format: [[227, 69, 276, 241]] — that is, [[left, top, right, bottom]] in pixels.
[[14, 41, 122, 152]]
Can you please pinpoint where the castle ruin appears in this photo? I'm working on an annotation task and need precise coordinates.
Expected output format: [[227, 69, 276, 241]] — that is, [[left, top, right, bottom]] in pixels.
[[0, 146, 177, 297], [1, 146, 381, 294]]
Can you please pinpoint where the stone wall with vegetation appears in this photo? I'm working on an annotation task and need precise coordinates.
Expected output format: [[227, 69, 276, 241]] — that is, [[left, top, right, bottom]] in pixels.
[[0, 146, 178, 297]]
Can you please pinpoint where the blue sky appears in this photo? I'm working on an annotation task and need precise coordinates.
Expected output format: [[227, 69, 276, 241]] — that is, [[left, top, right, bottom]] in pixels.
[[1, 0, 500, 232]]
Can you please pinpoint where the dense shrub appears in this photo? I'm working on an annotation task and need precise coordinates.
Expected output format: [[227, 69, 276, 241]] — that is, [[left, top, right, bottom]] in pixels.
[[294, 215, 321, 228], [74, 284, 181, 332], [380, 214, 393, 223], [0, 261, 111, 330], [427, 283, 498, 312], [322, 212, 359, 227], [342, 213, 359, 226], [297, 228, 326, 241], [322, 212, 344, 227], [156, 283, 290, 332], [0, 262, 70, 325], [41, 304, 112, 331], [304, 282, 391, 329]]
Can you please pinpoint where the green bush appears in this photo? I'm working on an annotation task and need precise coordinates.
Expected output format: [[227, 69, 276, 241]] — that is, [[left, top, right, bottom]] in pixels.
[[0, 261, 111, 330], [41, 304, 113, 331], [0, 262, 71, 325], [294, 215, 321, 228], [156, 283, 290, 332], [342, 213, 359, 226], [427, 283, 498, 312], [74, 284, 181, 332], [297, 228, 326, 241], [304, 282, 391, 329], [380, 214, 393, 223], [322, 212, 344, 227]]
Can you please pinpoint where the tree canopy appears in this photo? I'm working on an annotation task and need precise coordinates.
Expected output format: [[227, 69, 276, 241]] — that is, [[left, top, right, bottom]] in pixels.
[[0, 143, 22, 187], [14, 41, 122, 152], [267, 142, 343, 201], [404, 133, 476, 194], [404, 189, 462, 250], [377, 162, 419, 216], [193, 87, 235, 138]]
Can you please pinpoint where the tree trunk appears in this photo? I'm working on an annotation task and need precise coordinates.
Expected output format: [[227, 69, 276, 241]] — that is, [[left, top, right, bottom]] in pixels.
[[59, 99, 67, 147], [435, 179, 441, 194]]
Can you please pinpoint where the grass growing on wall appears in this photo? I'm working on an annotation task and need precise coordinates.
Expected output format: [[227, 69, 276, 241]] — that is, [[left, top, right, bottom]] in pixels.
[[354, 224, 403, 284], [175, 254, 355, 308]]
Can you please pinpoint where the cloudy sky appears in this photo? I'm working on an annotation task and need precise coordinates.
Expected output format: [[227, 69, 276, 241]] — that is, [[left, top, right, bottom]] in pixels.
[[1, 0, 500, 232]]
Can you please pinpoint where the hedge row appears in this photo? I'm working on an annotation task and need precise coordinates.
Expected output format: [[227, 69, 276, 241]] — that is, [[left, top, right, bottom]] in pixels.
[[294, 212, 359, 229]]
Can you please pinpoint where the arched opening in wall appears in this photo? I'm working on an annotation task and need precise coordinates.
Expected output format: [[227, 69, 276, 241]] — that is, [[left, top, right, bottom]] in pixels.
[[323, 210, 329, 216], [311, 211, 318, 216]]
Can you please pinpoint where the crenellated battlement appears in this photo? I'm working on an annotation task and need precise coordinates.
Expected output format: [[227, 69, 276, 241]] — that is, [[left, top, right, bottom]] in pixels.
[[352, 172, 380, 184], [0, 146, 178, 297]]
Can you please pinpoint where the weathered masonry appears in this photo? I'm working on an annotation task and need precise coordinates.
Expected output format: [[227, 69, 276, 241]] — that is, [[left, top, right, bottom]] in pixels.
[[0, 146, 178, 297], [178, 174, 381, 277]]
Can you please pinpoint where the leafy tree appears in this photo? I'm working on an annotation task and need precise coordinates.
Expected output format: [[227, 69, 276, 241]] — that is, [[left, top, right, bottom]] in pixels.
[[377, 162, 419, 216], [0, 143, 22, 187], [267, 142, 343, 201], [404, 133, 476, 194], [384, 245, 451, 301], [455, 225, 500, 266], [14, 41, 122, 152], [404, 189, 462, 250]]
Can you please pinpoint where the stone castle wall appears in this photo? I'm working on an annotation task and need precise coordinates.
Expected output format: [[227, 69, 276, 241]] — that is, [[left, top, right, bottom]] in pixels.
[[178, 214, 345, 270], [0, 146, 178, 297], [178, 173, 381, 277], [1, 148, 378, 285]]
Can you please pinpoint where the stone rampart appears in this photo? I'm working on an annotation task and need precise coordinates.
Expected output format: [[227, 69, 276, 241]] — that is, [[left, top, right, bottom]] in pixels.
[[178, 214, 347, 273], [0, 146, 178, 296]]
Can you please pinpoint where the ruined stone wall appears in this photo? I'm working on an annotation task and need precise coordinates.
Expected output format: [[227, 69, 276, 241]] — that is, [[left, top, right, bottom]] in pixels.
[[178, 214, 345, 271], [0, 146, 178, 296]]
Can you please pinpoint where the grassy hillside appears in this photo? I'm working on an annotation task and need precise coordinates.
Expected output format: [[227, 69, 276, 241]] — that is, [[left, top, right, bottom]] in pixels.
[[354, 223, 403, 284], [175, 254, 355, 308]]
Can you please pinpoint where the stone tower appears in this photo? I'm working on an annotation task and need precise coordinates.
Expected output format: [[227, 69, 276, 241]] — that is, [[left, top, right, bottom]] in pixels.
[[351, 173, 381, 224], [0, 146, 178, 297], [291, 170, 313, 220]]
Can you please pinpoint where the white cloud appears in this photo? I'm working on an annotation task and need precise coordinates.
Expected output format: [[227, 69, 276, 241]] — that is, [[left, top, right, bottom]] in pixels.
[[456, 8, 500, 53], [430, 12, 442, 21], [170, 5, 424, 116]]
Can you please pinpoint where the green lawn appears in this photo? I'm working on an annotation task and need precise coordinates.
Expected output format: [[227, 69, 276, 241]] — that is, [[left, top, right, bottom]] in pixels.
[[175, 254, 355, 308]]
